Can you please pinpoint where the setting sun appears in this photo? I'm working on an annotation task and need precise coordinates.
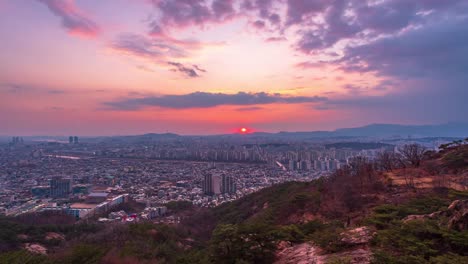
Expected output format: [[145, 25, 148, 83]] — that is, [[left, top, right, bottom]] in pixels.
[[241, 128, 247, 133]]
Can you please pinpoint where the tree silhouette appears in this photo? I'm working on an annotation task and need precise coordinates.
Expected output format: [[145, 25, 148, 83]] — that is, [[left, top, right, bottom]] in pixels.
[[400, 144, 427, 167]]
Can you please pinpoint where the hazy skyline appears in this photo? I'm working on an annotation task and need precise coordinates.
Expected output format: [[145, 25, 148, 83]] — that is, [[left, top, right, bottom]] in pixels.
[[1, 0, 467, 135]]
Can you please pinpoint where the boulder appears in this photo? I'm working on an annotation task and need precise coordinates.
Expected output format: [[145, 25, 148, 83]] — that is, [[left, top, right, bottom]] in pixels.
[[275, 242, 324, 264], [24, 243, 47, 255], [340, 226, 375, 245], [323, 247, 372, 264], [447, 200, 468, 231], [45, 232, 65, 241]]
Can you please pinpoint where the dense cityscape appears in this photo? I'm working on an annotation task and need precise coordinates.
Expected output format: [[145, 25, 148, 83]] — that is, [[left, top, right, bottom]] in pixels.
[[0, 132, 451, 223]]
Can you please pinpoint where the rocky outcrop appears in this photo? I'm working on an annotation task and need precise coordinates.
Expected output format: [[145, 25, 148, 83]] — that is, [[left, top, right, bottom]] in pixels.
[[446, 200, 468, 231], [402, 211, 442, 222], [275, 226, 375, 264], [323, 247, 372, 264], [275, 242, 373, 264], [24, 243, 47, 255], [403, 199, 468, 231], [45, 232, 65, 241], [275, 242, 324, 264], [340, 226, 375, 245]]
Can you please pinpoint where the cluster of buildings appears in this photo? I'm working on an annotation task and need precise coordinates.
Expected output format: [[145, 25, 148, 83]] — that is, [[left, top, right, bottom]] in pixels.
[[275, 147, 394, 172], [68, 136, 79, 144], [1, 135, 447, 221], [202, 172, 236, 195], [100, 144, 267, 163], [42, 193, 129, 220], [10, 137, 24, 145]]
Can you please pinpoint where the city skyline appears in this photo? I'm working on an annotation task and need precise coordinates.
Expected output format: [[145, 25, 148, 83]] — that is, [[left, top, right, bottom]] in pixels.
[[1, 0, 467, 135]]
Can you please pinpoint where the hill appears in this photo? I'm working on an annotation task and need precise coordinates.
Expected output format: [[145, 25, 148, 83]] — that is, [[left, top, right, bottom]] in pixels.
[[17, 123, 468, 142], [325, 142, 394, 150]]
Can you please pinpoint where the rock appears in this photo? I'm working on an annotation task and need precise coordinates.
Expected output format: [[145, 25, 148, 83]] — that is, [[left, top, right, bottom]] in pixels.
[[17, 234, 29, 240], [277, 241, 292, 251], [340, 226, 375, 245], [275, 242, 373, 264], [275, 242, 324, 264], [403, 214, 431, 223], [447, 200, 468, 231], [275, 226, 375, 264], [324, 247, 372, 264], [24, 243, 47, 255], [45, 232, 65, 241], [403, 199, 468, 231]]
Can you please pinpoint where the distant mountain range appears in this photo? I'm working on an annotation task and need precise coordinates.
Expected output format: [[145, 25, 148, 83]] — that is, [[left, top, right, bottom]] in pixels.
[[330, 123, 468, 138], [114, 123, 468, 141], [2, 123, 467, 142], [245, 123, 468, 139]]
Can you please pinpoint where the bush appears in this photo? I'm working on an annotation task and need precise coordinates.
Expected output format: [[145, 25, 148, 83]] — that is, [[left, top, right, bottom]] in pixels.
[[372, 220, 468, 262], [209, 223, 280, 264], [0, 250, 50, 264], [298, 220, 345, 253], [366, 196, 448, 229], [166, 201, 193, 212], [63, 244, 106, 264]]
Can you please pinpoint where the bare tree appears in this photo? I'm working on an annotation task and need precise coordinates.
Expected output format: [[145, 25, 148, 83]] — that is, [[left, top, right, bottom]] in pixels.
[[399, 144, 427, 167], [403, 168, 416, 188], [348, 156, 376, 192], [376, 151, 400, 171]]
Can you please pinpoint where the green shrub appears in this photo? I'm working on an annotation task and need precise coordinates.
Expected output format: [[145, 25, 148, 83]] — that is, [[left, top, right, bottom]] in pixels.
[[0, 250, 50, 264], [366, 196, 448, 229], [63, 244, 106, 264], [429, 253, 468, 264]]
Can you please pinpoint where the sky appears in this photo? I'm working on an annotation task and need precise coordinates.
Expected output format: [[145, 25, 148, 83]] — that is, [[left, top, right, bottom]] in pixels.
[[0, 0, 467, 136]]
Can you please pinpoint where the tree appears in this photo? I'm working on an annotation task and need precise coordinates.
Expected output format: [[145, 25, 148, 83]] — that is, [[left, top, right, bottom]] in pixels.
[[376, 151, 400, 171], [209, 223, 279, 264], [348, 156, 376, 192], [399, 144, 427, 167]]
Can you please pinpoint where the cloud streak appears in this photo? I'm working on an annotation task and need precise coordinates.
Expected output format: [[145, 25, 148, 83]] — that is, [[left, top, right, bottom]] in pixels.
[[168, 62, 204, 78], [110, 33, 210, 78], [37, 0, 99, 38], [104, 91, 328, 110], [110, 33, 187, 59]]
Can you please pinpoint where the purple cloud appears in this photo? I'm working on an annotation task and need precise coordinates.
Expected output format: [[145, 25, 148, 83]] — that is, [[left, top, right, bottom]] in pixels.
[[252, 20, 266, 29], [37, 0, 99, 38], [285, 0, 329, 25], [193, 65, 207, 73], [212, 0, 236, 20], [104, 91, 328, 110], [111, 33, 186, 59], [291, 0, 467, 53], [111, 34, 209, 77], [236, 106, 264, 111], [168, 62, 204, 78], [339, 16, 468, 79], [151, 0, 236, 29], [265, 36, 287, 42], [313, 9, 468, 124]]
